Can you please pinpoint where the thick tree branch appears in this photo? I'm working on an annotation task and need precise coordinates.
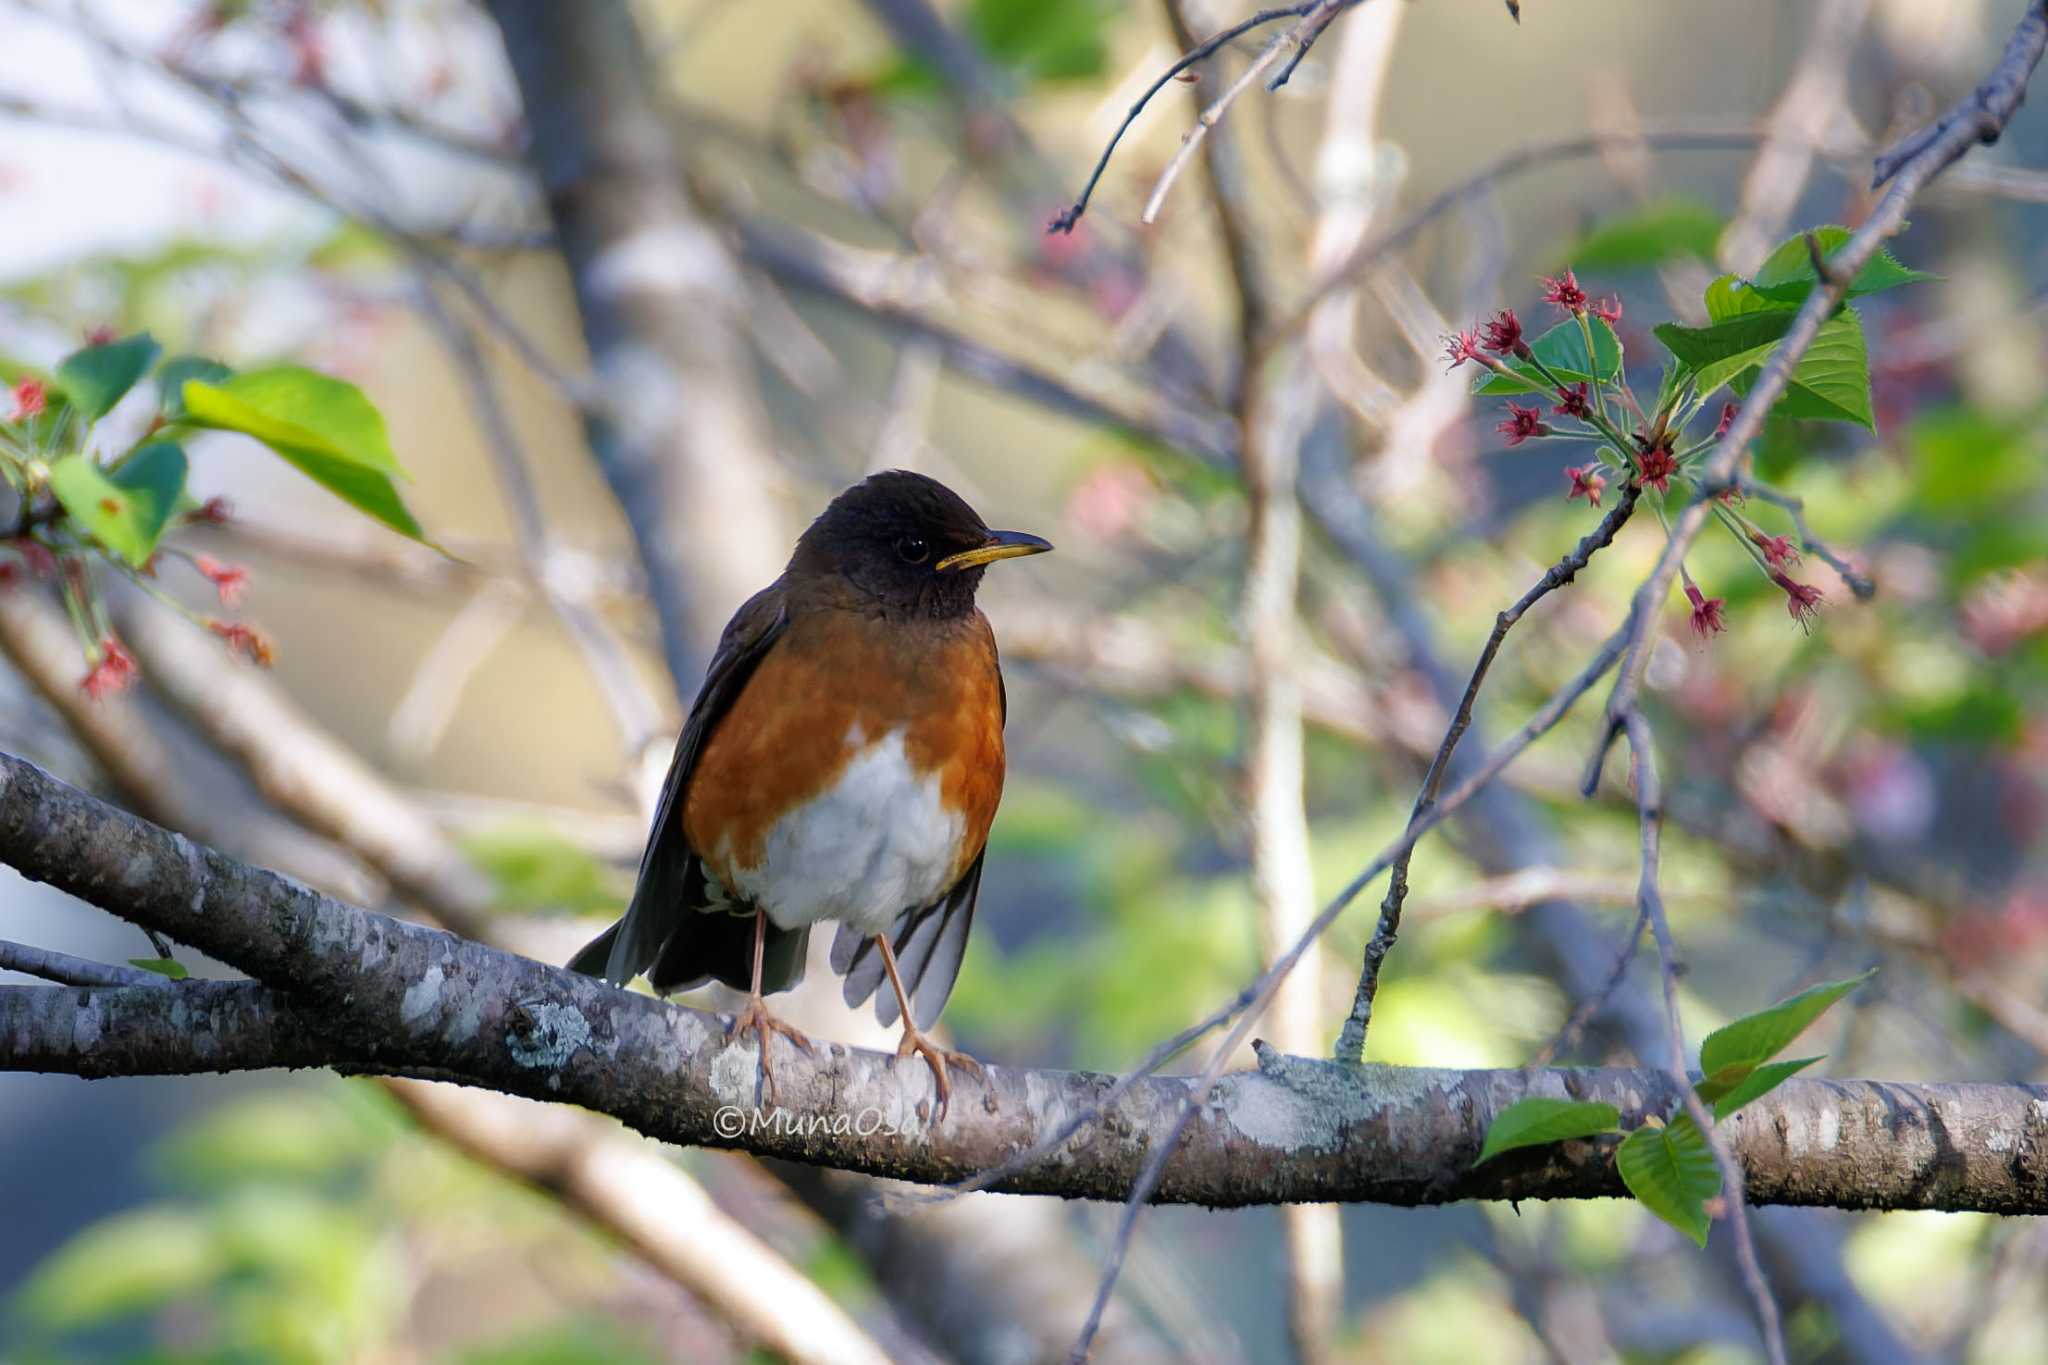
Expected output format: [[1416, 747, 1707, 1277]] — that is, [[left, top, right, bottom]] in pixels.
[[6, 750, 2048, 1216], [9, 968, 2048, 1214]]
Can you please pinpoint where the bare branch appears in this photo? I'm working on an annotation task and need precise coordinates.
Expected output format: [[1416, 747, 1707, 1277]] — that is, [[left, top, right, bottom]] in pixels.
[[1048, 4, 1316, 234], [1337, 481, 1642, 1062], [7, 936, 2048, 1214], [1622, 714, 1787, 1365], [0, 940, 160, 988]]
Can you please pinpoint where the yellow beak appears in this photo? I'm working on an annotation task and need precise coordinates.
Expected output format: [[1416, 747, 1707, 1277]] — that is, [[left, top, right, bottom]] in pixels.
[[935, 529, 1054, 573]]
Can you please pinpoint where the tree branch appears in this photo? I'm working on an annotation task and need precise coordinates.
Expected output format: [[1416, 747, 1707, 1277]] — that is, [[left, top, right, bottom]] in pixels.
[[6, 749, 2048, 1215]]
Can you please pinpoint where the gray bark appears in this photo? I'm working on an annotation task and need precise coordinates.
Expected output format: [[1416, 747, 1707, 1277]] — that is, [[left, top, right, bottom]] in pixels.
[[6, 748, 2048, 1216]]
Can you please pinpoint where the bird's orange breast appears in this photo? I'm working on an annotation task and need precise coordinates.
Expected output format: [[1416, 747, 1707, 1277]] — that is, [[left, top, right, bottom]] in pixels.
[[683, 609, 1006, 894]]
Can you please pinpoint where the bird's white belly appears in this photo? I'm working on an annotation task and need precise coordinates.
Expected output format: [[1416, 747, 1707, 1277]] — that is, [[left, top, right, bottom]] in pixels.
[[721, 726, 963, 937]]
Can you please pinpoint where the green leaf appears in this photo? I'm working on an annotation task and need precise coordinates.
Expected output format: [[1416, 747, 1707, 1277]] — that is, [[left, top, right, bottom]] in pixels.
[[1703, 1055, 1821, 1120], [1885, 689, 2025, 744], [1615, 1117, 1721, 1248], [1699, 970, 1875, 1081], [1661, 306, 1874, 428], [55, 331, 161, 419], [183, 366, 404, 474], [127, 956, 190, 980], [1704, 272, 1791, 323], [968, 0, 1112, 82], [1908, 407, 2042, 513], [460, 823, 629, 916], [156, 354, 232, 417], [184, 368, 427, 542], [1655, 312, 1796, 399], [1558, 196, 1724, 271], [1748, 226, 1936, 306], [1475, 1096, 1621, 1166], [47, 444, 190, 567], [155, 1091, 382, 1187], [1730, 308, 1874, 429], [16, 1206, 222, 1329], [1473, 318, 1624, 395]]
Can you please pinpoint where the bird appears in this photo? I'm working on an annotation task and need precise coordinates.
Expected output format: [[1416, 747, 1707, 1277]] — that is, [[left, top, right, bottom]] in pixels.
[[568, 470, 1051, 1118]]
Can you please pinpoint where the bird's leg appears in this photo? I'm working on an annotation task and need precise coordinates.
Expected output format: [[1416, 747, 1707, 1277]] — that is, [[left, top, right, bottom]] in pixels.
[[728, 907, 811, 1104], [874, 935, 980, 1121]]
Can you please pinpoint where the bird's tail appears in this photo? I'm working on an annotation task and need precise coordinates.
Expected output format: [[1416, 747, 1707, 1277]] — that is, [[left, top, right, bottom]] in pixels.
[[567, 873, 810, 997]]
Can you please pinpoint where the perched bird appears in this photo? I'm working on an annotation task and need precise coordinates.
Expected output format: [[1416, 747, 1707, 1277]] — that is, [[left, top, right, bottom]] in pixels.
[[569, 470, 1051, 1116]]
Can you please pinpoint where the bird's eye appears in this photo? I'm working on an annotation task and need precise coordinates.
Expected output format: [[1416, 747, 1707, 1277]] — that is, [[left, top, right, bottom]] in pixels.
[[895, 536, 929, 565]]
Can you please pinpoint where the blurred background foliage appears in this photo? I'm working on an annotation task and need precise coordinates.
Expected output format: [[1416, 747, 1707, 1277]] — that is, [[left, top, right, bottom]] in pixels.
[[1, 0, 2046, 1361]]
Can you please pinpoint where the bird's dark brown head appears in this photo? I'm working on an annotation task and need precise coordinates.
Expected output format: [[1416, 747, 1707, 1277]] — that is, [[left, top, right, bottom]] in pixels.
[[790, 470, 1052, 618]]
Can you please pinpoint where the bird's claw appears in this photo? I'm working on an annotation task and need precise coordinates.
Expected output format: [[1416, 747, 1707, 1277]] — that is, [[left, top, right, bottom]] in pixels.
[[896, 1026, 979, 1121], [729, 995, 812, 1104]]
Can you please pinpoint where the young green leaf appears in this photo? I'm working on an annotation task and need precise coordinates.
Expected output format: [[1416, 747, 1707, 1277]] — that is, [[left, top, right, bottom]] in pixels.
[[1729, 308, 1873, 429], [460, 823, 630, 916], [1475, 1096, 1621, 1166], [1615, 1116, 1721, 1248], [127, 957, 190, 981], [1661, 308, 1874, 429], [1704, 272, 1792, 323], [1655, 312, 1796, 397], [182, 367, 405, 474], [1703, 1056, 1821, 1120], [183, 368, 427, 542], [1473, 317, 1624, 395], [47, 443, 190, 568], [1748, 226, 1936, 306], [55, 332, 161, 420], [969, 0, 1113, 81], [1558, 195, 1725, 271], [1699, 970, 1875, 1081], [156, 355, 232, 418]]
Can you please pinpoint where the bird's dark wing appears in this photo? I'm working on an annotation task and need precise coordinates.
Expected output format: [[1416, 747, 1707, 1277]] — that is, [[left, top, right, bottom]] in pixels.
[[568, 582, 790, 987], [831, 849, 984, 1031]]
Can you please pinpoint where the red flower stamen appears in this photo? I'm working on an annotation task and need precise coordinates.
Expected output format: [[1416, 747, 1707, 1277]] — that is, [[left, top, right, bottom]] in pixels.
[[80, 635, 139, 700], [10, 378, 46, 422], [1589, 295, 1623, 324], [1684, 581, 1726, 640], [194, 554, 248, 608], [1751, 531, 1800, 568], [188, 495, 234, 525], [207, 619, 276, 667], [1480, 309, 1528, 357], [1771, 571, 1824, 628], [1542, 269, 1589, 316], [1552, 382, 1592, 420], [1443, 329, 1484, 371], [1634, 441, 1678, 494], [1497, 402, 1548, 447]]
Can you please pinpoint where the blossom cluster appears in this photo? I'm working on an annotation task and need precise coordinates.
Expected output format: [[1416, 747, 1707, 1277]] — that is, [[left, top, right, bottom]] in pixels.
[[1445, 268, 1833, 640]]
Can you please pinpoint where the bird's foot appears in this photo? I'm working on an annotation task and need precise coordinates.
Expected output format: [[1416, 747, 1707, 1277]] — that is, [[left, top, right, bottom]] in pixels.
[[896, 1025, 980, 1121], [728, 995, 812, 1104]]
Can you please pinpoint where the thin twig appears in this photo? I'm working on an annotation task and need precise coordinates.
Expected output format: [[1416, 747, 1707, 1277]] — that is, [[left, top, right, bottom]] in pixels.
[[1141, 3, 1347, 227], [1735, 478, 1876, 599], [1050, 617, 1636, 1360], [0, 939, 163, 988], [1049, 4, 1318, 234], [1622, 714, 1787, 1365], [1531, 900, 1651, 1067], [1336, 481, 1642, 1063]]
